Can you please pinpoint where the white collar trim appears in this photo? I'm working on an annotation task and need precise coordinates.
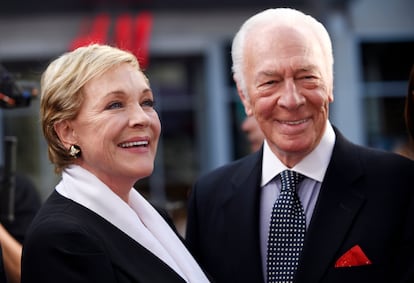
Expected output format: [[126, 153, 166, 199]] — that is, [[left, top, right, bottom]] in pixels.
[[56, 165, 209, 283], [262, 121, 335, 186]]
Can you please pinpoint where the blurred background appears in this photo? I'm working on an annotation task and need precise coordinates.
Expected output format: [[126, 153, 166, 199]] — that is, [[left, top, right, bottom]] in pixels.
[[0, 0, 413, 232]]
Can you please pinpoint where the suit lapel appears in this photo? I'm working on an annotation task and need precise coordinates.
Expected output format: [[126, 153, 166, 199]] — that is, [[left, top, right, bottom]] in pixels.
[[296, 130, 366, 283], [222, 150, 265, 282]]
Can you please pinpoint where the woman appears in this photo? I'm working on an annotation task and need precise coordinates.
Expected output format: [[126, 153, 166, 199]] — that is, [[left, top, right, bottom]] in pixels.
[[21, 44, 210, 283]]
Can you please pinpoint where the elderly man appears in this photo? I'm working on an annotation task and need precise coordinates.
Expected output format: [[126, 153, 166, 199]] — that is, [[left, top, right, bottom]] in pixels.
[[186, 8, 414, 283]]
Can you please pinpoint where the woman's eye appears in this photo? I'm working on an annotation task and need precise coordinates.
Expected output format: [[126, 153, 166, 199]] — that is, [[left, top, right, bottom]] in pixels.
[[141, 99, 155, 108], [106, 102, 123, 109]]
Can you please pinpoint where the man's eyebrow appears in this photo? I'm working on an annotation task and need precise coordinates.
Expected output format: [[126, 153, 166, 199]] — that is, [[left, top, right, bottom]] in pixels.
[[297, 64, 319, 72], [257, 70, 279, 77]]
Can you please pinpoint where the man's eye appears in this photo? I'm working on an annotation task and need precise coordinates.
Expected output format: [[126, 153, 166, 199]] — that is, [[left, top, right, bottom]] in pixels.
[[106, 102, 123, 109], [300, 75, 317, 81], [259, 80, 277, 88], [142, 99, 155, 108]]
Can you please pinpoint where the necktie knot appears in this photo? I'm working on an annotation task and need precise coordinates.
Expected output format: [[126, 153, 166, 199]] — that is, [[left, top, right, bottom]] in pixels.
[[280, 170, 304, 193]]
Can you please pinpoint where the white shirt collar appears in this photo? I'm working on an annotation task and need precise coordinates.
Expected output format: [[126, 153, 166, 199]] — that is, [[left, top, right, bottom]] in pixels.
[[56, 165, 209, 283], [262, 121, 336, 186]]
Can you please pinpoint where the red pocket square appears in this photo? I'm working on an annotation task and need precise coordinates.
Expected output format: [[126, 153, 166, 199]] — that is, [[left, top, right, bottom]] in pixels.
[[335, 245, 372, 268]]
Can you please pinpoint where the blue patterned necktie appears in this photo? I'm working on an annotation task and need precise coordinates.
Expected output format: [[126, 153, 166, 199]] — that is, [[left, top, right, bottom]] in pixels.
[[266, 170, 305, 283]]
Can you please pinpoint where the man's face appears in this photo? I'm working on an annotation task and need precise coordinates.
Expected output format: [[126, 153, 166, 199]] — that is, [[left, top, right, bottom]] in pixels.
[[239, 25, 333, 167]]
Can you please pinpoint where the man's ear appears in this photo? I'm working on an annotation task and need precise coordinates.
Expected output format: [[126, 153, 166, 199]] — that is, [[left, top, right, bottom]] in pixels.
[[234, 76, 253, 116], [54, 120, 77, 150]]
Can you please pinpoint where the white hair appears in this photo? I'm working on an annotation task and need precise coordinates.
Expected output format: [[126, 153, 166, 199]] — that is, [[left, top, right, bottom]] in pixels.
[[231, 8, 334, 98]]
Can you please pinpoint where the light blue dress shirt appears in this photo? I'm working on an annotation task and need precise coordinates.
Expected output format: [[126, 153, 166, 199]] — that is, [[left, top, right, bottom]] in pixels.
[[260, 121, 336, 277]]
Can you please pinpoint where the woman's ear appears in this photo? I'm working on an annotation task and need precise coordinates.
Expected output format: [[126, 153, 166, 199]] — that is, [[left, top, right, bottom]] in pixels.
[[54, 120, 77, 150]]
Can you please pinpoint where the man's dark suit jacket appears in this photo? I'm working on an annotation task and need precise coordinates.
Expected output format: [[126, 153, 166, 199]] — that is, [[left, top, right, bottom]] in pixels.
[[21, 191, 186, 283], [186, 128, 414, 283]]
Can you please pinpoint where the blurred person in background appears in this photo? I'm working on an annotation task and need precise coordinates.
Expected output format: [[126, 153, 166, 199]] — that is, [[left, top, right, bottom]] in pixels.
[[402, 64, 414, 158], [0, 224, 22, 283], [0, 224, 21, 283], [21, 44, 210, 283], [186, 8, 414, 283], [241, 115, 265, 153], [0, 173, 40, 283]]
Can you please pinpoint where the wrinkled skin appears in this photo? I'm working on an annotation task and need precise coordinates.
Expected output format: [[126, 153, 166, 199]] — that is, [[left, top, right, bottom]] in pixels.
[[237, 25, 333, 167]]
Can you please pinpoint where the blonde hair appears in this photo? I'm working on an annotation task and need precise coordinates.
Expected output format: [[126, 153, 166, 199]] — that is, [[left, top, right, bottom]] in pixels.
[[40, 44, 140, 173], [231, 8, 334, 98]]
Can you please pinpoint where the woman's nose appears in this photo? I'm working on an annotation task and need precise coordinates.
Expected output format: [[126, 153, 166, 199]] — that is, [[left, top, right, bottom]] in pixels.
[[129, 104, 151, 127]]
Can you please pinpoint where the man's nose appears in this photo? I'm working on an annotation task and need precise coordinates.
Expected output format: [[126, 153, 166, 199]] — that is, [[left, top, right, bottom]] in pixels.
[[277, 79, 305, 109]]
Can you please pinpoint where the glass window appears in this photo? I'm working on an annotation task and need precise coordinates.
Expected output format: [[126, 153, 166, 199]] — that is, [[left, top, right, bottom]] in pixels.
[[360, 40, 414, 154]]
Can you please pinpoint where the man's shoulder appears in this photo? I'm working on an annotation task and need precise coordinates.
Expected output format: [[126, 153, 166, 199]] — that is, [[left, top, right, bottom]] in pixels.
[[333, 130, 414, 176]]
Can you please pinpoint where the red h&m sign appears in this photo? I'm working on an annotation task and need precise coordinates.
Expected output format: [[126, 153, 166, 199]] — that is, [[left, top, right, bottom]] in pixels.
[[69, 12, 153, 69]]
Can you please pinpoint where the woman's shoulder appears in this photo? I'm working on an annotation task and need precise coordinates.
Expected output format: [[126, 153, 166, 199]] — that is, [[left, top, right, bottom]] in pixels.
[[26, 191, 100, 242]]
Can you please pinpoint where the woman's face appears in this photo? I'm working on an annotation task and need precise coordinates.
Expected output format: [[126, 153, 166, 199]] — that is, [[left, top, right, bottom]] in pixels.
[[68, 63, 161, 192]]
